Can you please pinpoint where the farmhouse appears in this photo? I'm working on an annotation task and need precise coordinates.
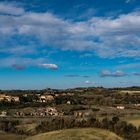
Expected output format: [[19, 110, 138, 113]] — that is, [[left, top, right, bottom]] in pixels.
[[74, 110, 93, 118], [40, 95, 54, 102], [46, 95, 54, 101], [116, 106, 125, 110], [0, 111, 7, 117], [0, 94, 6, 101], [11, 96, 20, 102], [134, 103, 140, 107], [0, 94, 19, 102], [67, 101, 71, 105]]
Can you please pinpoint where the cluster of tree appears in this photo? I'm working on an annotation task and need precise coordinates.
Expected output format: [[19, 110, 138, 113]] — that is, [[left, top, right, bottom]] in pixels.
[[112, 86, 140, 91], [80, 92, 140, 106], [0, 116, 140, 139], [36, 116, 140, 140], [0, 120, 19, 133], [0, 100, 20, 109], [55, 95, 84, 105], [19, 94, 39, 103]]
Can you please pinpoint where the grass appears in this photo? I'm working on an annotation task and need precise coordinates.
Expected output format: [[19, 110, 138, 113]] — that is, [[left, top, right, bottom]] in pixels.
[[123, 116, 140, 128], [0, 131, 25, 140], [16, 123, 38, 134], [119, 90, 140, 94], [26, 128, 123, 140]]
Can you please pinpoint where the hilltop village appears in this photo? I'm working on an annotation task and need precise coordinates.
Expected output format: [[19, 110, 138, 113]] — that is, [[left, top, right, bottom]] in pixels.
[[0, 87, 140, 118]]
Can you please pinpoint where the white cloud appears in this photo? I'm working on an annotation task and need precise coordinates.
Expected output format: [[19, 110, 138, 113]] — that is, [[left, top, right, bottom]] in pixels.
[[133, 72, 140, 76], [117, 62, 140, 69], [39, 63, 58, 70], [101, 70, 126, 77], [0, 2, 24, 15], [101, 70, 111, 77], [85, 80, 94, 84], [0, 3, 140, 58], [85, 80, 90, 84], [0, 56, 58, 70], [125, 0, 134, 3], [0, 57, 45, 68]]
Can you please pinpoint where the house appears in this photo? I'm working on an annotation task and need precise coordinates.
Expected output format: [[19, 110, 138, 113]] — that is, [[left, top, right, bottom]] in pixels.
[[0, 94, 6, 101], [34, 107, 60, 117], [46, 95, 54, 101], [134, 104, 140, 107], [16, 112, 25, 117], [117, 106, 125, 110], [45, 107, 58, 116], [11, 96, 20, 102], [74, 110, 93, 118], [40, 95, 46, 102], [0, 111, 7, 117], [55, 94, 59, 97], [0, 94, 12, 102], [0, 94, 19, 102], [40, 94, 54, 102], [74, 111, 83, 117], [67, 101, 71, 105]]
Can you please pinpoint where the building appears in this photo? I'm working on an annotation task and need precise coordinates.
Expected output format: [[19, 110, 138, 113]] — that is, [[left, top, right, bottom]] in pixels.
[[11, 96, 20, 102], [0, 94, 6, 101], [46, 95, 54, 101], [116, 106, 125, 110], [40, 95, 54, 102], [0, 111, 7, 117], [74, 110, 93, 118], [0, 94, 19, 102], [67, 101, 71, 105]]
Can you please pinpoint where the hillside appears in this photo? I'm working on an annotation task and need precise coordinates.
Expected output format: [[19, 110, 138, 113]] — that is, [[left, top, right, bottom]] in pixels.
[[0, 131, 25, 140], [26, 128, 123, 140]]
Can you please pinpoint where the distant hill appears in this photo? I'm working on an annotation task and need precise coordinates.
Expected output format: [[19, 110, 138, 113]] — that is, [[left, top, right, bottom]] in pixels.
[[26, 128, 123, 140]]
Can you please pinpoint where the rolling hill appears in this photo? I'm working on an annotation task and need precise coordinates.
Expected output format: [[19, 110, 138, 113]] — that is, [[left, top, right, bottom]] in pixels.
[[26, 128, 123, 140]]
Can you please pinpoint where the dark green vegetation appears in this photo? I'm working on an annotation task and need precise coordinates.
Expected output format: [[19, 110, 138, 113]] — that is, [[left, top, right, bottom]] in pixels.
[[35, 116, 140, 140]]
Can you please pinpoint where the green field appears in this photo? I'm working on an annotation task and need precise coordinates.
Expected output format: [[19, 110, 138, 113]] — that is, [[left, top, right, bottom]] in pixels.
[[26, 128, 123, 140]]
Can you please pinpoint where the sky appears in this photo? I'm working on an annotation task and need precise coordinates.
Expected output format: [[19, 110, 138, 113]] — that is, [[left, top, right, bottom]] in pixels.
[[0, 0, 140, 89]]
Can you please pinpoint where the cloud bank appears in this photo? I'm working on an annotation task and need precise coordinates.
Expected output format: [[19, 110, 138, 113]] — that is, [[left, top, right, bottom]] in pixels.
[[0, 1, 140, 60]]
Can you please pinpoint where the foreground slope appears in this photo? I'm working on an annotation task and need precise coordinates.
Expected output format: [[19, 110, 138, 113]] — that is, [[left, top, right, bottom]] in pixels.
[[26, 128, 123, 140], [0, 131, 24, 140]]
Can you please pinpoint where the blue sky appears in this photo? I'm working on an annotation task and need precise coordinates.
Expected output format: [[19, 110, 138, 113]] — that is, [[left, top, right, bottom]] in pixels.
[[0, 0, 140, 89]]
